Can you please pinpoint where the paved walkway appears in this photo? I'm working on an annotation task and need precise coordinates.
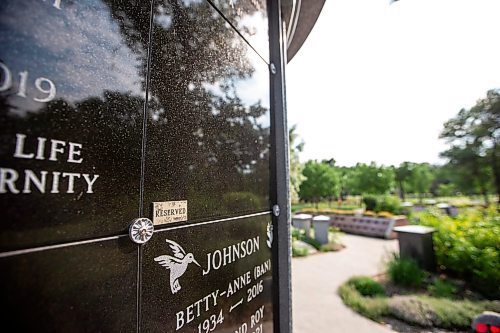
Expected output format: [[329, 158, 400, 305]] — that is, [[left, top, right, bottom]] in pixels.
[[292, 234, 399, 333]]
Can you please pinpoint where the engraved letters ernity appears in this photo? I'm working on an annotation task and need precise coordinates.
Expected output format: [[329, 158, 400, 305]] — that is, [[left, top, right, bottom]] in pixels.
[[0, 133, 100, 194]]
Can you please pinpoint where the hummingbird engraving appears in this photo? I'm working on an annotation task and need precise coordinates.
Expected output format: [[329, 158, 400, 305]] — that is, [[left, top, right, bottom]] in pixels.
[[154, 239, 200, 294]]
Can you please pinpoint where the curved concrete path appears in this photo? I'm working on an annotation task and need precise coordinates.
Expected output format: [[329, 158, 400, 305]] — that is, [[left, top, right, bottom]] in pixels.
[[292, 234, 398, 333]]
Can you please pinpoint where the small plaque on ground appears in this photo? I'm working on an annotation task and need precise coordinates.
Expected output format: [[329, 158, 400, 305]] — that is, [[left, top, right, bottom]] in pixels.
[[153, 201, 188, 225]]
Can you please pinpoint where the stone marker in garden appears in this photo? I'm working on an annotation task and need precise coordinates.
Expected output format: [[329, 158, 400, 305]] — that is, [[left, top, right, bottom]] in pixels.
[[312, 215, 331, 245], [394, 225, 436, 271], [292, 213, 313, 236]]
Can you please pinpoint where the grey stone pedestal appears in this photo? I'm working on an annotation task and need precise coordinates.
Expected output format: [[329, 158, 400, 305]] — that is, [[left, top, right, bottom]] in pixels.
[[312, 215, 331, 245], [394, 225, 436, 271], [292, 214, 312, 236]]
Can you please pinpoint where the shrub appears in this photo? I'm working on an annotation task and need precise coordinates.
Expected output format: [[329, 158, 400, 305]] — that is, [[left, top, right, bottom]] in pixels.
[[377, 196, 402, 215], [418, 206, 500, 298], [338, 283, 388, 320], [301, 235, 322, 250], [291, 227, 322, 250], [292, 245, 309, 257], [427, 279, 457, 298], [363, 195, 378, 211], [387, 296, 500, 329], [347, 276, 385, 297], [387, 254, 427, 288]]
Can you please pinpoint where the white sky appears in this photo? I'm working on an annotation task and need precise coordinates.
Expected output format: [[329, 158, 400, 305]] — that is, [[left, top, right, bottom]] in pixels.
[[286, 0, 500, 167]]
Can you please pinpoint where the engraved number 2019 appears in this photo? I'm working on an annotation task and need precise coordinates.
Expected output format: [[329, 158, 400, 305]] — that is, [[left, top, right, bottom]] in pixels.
[[0, 63, 56, 103]]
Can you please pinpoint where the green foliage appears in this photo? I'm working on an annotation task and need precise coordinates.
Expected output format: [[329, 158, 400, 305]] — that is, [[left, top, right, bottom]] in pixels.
[[340, 275, 500, 329], [437, 183, 457, 197], [289, 125, 305, 204], [291, 227, 321, 250], [299, 160, 340, 203], [349, 162, 394, 195], [420, 297, 500, 329], [377, 196, 403, 214], [440, 89, 499, 203], [338, 283, 389, 320], [363, 195, 403, 215], [427, 279, 457, 298], [292, 245, 309, 257], [301, 235, 322, 250], [347, 276, 386, 297], [408, 164, 434, 200], [387, 254, 427, 288], [418, 207, 500, 298], [387, 295, 500, 329], [363, 195, 378, 211]]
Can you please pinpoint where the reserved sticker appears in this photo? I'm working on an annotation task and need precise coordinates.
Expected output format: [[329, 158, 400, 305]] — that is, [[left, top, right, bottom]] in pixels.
[[152, 201, 188, 225]]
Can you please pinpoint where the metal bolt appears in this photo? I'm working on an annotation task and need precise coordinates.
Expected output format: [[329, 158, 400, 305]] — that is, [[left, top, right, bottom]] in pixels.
[[273, 204, 280, 217], [270, 63, 277, 75], [129, 218, 154, 244]]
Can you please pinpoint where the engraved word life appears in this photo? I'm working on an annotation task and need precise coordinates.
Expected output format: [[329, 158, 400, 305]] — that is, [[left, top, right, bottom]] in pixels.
[[0, 133, 99, 194]]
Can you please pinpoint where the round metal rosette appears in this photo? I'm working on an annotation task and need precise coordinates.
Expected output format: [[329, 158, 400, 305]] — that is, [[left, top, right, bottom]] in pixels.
[[129, 218, 154, 244]]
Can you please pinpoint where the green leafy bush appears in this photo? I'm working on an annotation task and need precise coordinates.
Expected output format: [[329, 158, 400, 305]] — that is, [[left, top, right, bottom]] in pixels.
[[377, 196, 403, 215], [347, 276, 386, 297], [388, 295, 500, 329], [292, 245, 309, 257], [338, 283, 388, 320], [418, 206, 500, 298], [427, 279, 457, 298], [363, 195, 378, 211], [301, 235, 322, 250], [291, 226, 322, 250], [387, 254, 427, 288], [363, 195, 404, 215]]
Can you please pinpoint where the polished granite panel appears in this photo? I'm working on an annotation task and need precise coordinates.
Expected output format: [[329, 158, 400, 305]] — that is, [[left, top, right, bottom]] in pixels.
[[0, 238, 137, 332], [144, 0, 271, 224], [209, 0, 269, 61], [142, 214, 274, 332], [0, 0, 151, 250]]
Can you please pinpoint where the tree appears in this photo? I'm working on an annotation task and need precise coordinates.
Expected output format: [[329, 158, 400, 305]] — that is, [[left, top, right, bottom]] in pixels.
[[395, 162, 413, 200], [440, 89, 499, 204], [299, 161, 340, 207], [350, 162, 394, 195], [289, 125, 305, 204], [407, 163, 434, 202]]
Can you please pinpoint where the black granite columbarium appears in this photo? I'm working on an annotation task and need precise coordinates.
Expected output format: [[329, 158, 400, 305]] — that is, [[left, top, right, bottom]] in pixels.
[[142, 214, 274, 333], [0, 238, 138, 332], [0, 0, 293, 331], [143, 0, 271, 225], [0, 0, 151, 250], [209, 0, 269, 62]]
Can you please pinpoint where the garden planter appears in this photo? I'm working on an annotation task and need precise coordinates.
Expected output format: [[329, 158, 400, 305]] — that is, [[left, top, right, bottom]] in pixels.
[[331, 215, 408, 239]]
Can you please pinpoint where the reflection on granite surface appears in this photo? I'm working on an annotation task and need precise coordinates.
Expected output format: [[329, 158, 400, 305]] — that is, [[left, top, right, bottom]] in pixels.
[[0, 238, 137, 332], [144, 0, 270, 224], [209, 0, 269, 61], [0, 0, 271, 250], [0, 0, 152, 250]]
